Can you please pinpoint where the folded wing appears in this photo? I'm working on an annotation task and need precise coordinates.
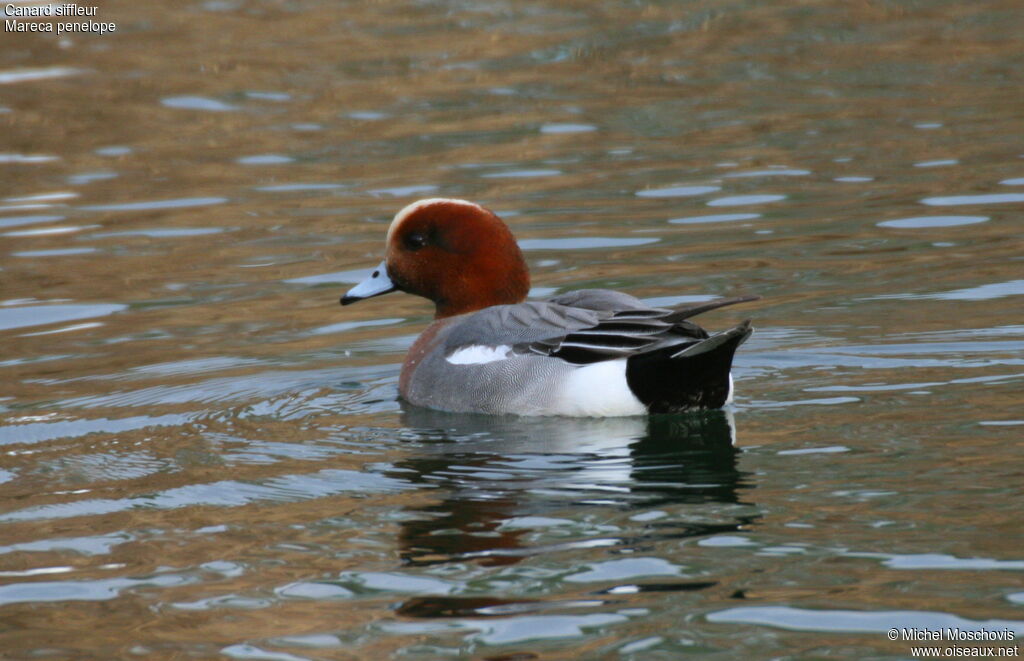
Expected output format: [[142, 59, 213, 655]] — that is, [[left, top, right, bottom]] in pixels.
[[442, 289, 758, 366]]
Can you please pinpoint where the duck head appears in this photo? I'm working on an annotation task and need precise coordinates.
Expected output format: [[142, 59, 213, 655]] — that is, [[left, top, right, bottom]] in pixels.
[[341, 198, 530, 318]]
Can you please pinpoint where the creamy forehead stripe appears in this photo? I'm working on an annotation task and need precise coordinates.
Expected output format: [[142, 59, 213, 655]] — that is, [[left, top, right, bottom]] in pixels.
[[387, 198, 484, 242]]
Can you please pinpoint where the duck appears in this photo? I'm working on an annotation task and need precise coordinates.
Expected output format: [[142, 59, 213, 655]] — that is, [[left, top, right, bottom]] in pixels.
[[341, 198, 757, 416]]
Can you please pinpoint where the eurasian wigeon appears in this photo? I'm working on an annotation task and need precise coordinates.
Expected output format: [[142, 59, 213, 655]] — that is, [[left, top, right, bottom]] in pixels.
[[342, 198, 757, 416]]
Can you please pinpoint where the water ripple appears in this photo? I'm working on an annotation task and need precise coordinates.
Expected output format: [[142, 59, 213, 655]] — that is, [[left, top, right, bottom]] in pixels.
[[636, 185, 721, 198], [724, 169, 810, 178], [669, 213, 760, 225], [0, 413, 195, 446], [0, 303, 126, 332], [0, 215, 67, 229], [921, 193, 1024, 206], [871, 279, 1024, 301], [161, 96, 238, 112], [878, 216, 987, 228], [707, 606, 1024, 635], [0, 469, 411, 523], [518, 237, 658, 250], [0, 573, 193, 607], [707, 194, 786, 206], [81, 197, 228, 212], [0, 67, 84, 84]]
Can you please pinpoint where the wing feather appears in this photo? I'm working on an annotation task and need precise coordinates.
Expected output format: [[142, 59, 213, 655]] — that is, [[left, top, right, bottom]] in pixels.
[[441, 289, 757, 366]]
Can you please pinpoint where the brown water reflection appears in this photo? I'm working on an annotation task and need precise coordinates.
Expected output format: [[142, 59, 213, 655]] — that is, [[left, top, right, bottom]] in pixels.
[[3, 0, 1024, 658], [391, 410, 751, 569]]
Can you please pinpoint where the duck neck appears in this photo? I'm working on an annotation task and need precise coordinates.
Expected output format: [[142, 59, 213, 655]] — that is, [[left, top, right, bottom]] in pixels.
[[433, 269, 529, 318]]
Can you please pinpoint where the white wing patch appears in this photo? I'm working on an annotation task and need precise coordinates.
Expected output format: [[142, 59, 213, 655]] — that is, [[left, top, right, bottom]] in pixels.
[[446, 344, 511, 365]]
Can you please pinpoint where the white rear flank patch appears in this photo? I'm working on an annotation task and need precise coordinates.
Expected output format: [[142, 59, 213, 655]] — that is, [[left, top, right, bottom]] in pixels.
[[555, 359, 646, 417], [446, 344, 511, 365], [388, 198, 484, 242], [725, 373, 735, 405]]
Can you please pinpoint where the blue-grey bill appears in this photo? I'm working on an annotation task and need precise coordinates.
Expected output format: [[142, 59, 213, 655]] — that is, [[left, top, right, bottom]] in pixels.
[[340, 260, 396, 305]]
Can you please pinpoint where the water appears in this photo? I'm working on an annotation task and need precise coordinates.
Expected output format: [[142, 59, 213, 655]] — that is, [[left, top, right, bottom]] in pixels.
[[2, 0, 1023, 658]]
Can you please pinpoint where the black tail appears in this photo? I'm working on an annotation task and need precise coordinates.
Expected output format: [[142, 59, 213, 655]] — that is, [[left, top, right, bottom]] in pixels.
[[625, 321, 753, 413]]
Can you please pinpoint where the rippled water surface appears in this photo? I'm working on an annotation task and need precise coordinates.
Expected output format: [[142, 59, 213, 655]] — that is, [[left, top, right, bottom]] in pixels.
[[3, 1, 1023, 658]]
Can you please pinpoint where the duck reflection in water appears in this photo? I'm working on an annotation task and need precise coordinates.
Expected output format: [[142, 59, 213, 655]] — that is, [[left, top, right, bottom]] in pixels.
[[387, 406, 757, 570]]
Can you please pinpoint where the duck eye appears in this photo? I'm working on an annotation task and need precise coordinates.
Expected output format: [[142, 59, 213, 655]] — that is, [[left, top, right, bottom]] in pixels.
[[404, 232, 428, 251]]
